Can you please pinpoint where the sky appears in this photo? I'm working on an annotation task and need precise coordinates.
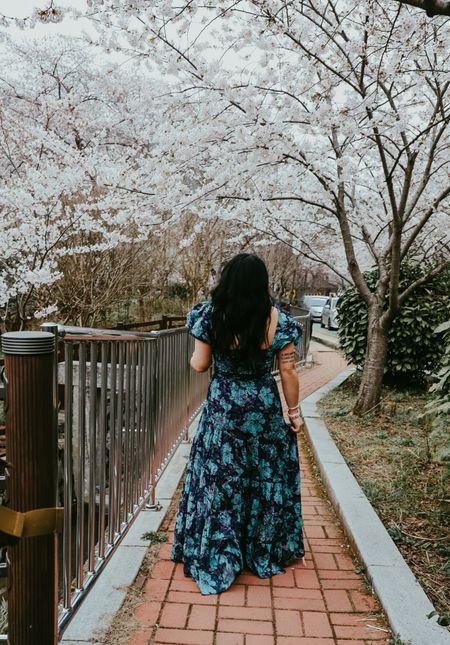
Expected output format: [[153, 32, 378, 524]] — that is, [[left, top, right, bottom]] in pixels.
[[1, 0, 89, 37], [0, 0, 246, 70]]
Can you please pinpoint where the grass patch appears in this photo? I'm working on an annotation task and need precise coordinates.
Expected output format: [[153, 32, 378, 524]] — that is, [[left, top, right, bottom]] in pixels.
[[320, 373, 450, 617], [141, 530, 168, 544]]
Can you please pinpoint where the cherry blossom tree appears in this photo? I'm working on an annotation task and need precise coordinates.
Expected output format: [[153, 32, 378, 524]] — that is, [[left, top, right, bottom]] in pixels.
[[0, 35, 164, 329], [1, 2, 449, 414], [82, 0, 450, 414]]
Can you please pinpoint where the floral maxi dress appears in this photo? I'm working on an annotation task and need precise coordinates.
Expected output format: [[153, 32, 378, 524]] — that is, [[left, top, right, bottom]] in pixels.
[[171, 301, 305, 594]]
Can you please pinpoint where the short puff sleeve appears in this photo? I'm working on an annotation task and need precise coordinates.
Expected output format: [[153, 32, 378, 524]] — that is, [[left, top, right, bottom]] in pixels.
[[186, 301, 212, 344], [273, 310, 302, 350]]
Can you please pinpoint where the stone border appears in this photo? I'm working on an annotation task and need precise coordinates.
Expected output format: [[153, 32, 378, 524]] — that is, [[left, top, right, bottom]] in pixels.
[[311, 330, 340, 350], [60, 414, 201, 644], [301, 368, 450, 645]]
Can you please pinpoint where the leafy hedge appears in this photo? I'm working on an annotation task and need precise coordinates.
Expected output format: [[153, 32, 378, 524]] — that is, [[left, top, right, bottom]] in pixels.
[[337, 263, 450, 385], [427, 320, 450, 415], [425, 320, 450, 463]]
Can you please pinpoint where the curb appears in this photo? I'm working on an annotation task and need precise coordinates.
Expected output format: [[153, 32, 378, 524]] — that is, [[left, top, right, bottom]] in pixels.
[[311, 332, 340, 350], [60, 415, 200, 644], [301, 369, 450, 645]]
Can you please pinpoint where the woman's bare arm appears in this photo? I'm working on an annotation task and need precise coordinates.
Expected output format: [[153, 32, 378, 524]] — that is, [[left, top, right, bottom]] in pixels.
[[278, 342, 302, 432], [190, 339, 212, 372]]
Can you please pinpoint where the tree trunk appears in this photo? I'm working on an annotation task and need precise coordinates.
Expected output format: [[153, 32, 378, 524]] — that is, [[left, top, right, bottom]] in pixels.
[[353, 306, 388, 416]]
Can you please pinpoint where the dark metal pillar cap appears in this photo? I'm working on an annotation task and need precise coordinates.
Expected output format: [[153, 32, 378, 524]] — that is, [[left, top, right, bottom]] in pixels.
[[1, 332, 55, 355]]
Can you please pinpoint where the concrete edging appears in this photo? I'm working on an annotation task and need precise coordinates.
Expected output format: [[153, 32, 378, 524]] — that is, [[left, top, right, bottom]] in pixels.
[[60, 415, 201, 644], [311, 331, 340, 350], [301, 368, 450, 645]]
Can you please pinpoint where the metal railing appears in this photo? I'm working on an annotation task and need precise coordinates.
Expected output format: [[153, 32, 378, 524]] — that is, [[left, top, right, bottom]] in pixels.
[[293, 313, 311, 364], [56, 326, 209, 630]]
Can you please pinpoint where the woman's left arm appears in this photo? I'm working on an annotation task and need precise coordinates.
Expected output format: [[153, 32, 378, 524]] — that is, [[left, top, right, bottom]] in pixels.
[[190, 339, 212, 372]]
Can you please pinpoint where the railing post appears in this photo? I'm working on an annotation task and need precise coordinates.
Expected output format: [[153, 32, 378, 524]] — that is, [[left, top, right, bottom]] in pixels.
[[1, 332, 58, 645]]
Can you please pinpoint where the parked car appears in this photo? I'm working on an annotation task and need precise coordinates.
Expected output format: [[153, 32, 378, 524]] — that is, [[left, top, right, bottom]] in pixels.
[[302, 295, 329, 322], [321, 297, 339, 330]]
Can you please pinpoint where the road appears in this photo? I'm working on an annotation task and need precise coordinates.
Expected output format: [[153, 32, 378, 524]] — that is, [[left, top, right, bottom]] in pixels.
[[310, 322, 339, 349], [313, 322, 338, 339]]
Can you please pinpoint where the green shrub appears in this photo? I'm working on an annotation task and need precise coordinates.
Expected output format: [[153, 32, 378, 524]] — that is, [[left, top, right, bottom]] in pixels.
[[427, 320, 450, 415], [337, 263, 450, 385], [424, 320, 450, 463]]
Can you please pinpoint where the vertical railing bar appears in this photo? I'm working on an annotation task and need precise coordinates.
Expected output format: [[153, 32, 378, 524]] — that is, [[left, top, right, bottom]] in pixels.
[[144, 340, 154, 491], [136, 341, 142, 501], [134, 342, 139, 504], [185, 329, 191, 440], [133, 341, 142, 504], [163, 334, 170, 468], [158, 335, 164, 478], [178, 331, 184, 437], [75, 342, 87, 591], [174, 335, 179, 441], [164, 335, 169, 469], [63, 342, 74, 610], [148, 333, 159, 507], [123, 343, 131, 520], [168, 334, 172, 456], [129, 341, 137, 514], [115, 342, 125, 533], [108, 341, 117, 546], [138, 341, 146, 498], [98, 342, 108, 559], [88, 341, 98, 573]]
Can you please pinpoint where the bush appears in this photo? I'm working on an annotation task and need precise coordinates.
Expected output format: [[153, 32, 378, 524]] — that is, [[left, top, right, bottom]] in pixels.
[[337, 263, 450, 386], [425, 320, 450, 463], [428, 320, 450, 413]]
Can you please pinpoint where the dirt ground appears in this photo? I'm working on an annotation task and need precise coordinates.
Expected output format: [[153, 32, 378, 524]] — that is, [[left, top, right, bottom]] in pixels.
[[320, 373, 450, 619]]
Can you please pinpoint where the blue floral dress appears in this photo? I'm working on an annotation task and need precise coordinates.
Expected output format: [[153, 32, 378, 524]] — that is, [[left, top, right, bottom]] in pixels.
[[171, 301, 304, 594]]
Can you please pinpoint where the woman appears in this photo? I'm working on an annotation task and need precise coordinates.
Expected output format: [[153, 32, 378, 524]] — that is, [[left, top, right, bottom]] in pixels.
[[171, 253, 304, 594]]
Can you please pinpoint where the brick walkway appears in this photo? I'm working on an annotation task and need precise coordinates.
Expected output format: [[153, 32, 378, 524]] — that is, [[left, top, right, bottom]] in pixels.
[[126, 343, 391, 645]]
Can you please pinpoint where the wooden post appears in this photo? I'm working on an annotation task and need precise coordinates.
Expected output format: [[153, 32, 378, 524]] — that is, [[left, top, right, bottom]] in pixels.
[[1, 332, 58, 645]]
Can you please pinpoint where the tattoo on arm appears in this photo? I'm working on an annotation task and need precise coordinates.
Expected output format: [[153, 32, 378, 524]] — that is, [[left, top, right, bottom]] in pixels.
[[280, 350, 295, 364]]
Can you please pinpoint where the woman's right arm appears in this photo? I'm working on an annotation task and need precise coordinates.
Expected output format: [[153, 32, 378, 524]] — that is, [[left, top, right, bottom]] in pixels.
[[278, 342, 303, 433], [190, 338, 212, 372]]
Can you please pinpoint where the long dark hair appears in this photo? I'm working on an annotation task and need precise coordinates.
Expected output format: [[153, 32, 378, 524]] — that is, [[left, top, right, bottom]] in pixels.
[[211, 253, 272, 359]]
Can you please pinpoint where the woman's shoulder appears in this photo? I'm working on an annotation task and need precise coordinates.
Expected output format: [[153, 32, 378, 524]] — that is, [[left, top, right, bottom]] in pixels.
[[186, 301, 212, 343], [188, 300, 212, 320], [273, 306, 302, 349]]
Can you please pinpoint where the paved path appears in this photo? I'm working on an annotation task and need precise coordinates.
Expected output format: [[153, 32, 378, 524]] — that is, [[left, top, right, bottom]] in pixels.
[[126, 344, 391, 644]]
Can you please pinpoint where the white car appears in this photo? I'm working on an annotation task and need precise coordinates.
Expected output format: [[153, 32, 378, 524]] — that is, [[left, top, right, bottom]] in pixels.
[[321, 297, 339, 330], [302, 295, 329, 322]]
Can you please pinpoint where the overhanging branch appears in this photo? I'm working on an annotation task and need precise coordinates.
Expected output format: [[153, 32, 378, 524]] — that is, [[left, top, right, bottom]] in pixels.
[[392, 0, 450, 16]]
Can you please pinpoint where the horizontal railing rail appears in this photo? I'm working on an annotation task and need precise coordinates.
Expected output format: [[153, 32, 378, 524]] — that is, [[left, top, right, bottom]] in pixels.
[[111, 314, 187, 331]]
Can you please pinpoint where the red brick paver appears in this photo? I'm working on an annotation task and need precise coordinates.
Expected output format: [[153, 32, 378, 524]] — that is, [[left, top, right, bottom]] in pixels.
[[126, 343, 391, 644]]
